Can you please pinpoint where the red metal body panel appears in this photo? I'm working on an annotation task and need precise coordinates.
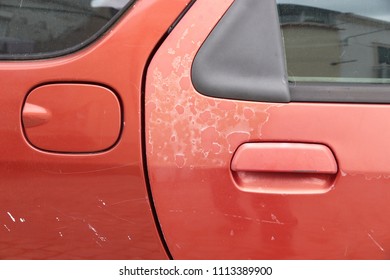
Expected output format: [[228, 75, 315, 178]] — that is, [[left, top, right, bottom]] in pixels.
[[146, 0, 390, 259], [0, 0, 190, 259]]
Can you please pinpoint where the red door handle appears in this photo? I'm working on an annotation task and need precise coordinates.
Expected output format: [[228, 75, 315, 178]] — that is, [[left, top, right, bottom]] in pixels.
[[231, 143, 338, 194]]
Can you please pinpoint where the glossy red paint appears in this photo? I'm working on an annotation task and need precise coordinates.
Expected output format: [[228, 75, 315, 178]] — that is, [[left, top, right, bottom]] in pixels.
[[23, 84, 121, 153], [0, 0, 191, 259], [146, 0, 390, 259]]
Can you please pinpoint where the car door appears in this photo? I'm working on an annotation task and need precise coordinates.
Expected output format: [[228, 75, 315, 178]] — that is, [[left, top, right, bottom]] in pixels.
[[0, 0, 192, 259], [146, 0, 390, 259]]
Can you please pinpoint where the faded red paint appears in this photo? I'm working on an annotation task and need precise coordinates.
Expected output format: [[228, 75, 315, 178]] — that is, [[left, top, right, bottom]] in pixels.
[[146, 0, 390, 259]]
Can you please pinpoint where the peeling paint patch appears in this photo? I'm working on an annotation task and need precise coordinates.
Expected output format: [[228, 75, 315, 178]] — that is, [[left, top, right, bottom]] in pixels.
[[147, 61, 274, 168], [175, 154, 186, 168], [227, 131, 250, 153], [146, 7, 277, 170], [243, 107, 255, 119]]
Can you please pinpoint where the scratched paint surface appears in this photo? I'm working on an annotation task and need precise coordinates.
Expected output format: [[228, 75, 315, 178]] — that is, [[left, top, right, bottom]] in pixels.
[[0, 0, 192, 259], [146, 0, 390, 259]]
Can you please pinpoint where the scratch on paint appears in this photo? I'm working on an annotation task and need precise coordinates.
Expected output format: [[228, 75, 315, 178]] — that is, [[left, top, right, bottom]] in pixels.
[[223, 213, 286, 225], [101, 208, 134, 224], [88, 224, 98, 234], [260, 214, 284, 225], [108, 198, 146, 206], [53, 209, 79, 221], [88, 224, 107, 243], [169, 209, 184, 213], [271, 214, 283, 225], [42, 164, 132, 175], [3, 224, 10, 232], [365, 174, 382, 180], [260, 219, 285, 225], [98, 199, 106, 206], [7, 212, 15, 222], [367, 233, 385, 252]]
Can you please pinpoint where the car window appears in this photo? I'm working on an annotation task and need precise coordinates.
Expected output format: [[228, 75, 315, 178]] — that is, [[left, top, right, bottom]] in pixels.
[[0, 0, 133, 59], [277, 0, 390, 83]]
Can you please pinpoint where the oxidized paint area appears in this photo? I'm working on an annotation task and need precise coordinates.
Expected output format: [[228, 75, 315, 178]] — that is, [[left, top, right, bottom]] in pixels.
[[146, 0, 274, 169], [146, 0, 390, 259]]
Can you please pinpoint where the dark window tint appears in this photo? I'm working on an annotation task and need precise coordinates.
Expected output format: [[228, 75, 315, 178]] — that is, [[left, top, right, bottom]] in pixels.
[[378, 46, 390, 64], [277, 0, 390, 83], [0, 0, 133, 59]]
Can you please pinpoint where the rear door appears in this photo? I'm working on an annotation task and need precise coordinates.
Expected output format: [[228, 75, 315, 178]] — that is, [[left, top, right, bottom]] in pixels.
[[146, 0, 390, 259], [0, 0, 191, 259]]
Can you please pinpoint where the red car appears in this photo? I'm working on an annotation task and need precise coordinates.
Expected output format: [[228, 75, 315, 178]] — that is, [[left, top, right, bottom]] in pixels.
[[1, 0, 390, 259]]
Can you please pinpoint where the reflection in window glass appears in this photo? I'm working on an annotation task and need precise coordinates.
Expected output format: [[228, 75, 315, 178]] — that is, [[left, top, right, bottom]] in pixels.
[[0, 0, 132, 58], [277, 0, 390, 83]]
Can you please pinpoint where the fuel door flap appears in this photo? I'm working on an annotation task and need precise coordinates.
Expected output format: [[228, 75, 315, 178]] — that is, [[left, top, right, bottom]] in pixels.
[[22, 83, 121, 153]]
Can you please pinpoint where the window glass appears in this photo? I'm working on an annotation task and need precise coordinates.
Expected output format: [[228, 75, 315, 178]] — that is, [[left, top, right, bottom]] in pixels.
[[277, 0, 390, 83], [0, 0, 132, 59]]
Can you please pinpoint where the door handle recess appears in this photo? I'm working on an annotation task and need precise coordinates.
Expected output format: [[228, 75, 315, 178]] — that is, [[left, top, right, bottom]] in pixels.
[[231, 143, 338, 194]]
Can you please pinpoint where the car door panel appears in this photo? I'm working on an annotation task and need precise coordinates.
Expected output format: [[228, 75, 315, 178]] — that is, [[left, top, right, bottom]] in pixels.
[[145, 0, 390, 259], [0, 0, 191, 259]]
